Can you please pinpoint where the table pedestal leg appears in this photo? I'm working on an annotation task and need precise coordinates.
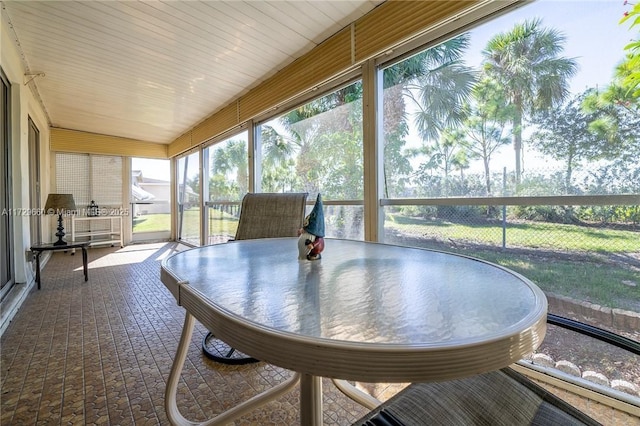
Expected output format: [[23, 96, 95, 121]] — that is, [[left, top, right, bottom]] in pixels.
[[165, 312, 300, 426], [300, 374, 323, 426]]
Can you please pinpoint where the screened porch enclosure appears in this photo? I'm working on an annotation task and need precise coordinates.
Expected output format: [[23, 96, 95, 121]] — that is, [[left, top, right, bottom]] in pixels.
[[1, 0, 638, 422], [178, 0, 640, 408]]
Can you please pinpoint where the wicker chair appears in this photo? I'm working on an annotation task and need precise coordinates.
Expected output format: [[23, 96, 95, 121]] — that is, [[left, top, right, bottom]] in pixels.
[[354, 314, 640, 425], [353, 367, 601, 426], [202, 192, 308, 364], [233, 192, 308, 240]]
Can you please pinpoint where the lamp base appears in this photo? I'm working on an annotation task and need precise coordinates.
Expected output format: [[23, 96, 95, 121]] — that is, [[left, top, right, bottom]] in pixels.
[[53, 214, 68, 246]]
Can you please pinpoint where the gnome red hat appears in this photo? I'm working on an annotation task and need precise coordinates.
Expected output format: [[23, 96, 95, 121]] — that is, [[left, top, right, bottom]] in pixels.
[[303, 193, 325, 237]]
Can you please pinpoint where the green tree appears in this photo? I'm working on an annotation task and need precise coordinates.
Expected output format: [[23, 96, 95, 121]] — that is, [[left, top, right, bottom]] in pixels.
[[530, 92, 601, 193], [451, 149, 472, 184], [408, 129, 467, 196], [580, 4, 640, 164], [259, 125, 301, 193], [462, 78, 513, 195], [406, 34, 477, 142], [620, 2, 640, 97], [308, 129, 363, 199], [209, 139, 248, 200], [600, 55, 640, 110], [261, 125, 297, 170], [260, 82, 363, 199], [581, 55, 640, 169], [482, 19, 578, 184], [582, 86, 640, 162]]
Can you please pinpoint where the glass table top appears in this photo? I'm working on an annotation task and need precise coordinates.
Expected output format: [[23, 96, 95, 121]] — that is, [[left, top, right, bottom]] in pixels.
[[163, 238, 546, 348]]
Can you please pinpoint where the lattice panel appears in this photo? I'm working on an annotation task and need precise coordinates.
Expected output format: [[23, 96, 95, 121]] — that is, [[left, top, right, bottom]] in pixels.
[[55, 153, 123, 211]]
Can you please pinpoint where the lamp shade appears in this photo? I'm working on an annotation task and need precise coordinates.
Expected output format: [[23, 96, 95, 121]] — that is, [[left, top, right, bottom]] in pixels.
[[44, 194, 76, 214]]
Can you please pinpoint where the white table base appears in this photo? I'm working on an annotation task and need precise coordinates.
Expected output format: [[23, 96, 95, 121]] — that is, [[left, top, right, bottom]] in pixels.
[[166, 313, 384, 425], [331, 379, 381, 409], [165, 313, 301, 425], [300, 374, 323, 425]]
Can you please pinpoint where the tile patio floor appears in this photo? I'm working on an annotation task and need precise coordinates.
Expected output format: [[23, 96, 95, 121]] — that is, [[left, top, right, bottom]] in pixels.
[[1, 243, 405, 425]]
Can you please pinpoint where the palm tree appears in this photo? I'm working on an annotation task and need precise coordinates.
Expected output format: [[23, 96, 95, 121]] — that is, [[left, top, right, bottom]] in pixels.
[[382, 33, 475, 196], [405, 34, 477, 143], [482, 18, 577, 184], [259, 83, 364, 196], [260, 125, 297, 169], [209, 139, 248, 199]]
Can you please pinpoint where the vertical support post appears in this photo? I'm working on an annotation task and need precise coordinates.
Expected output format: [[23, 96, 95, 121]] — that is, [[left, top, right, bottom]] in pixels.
[[502, 167, 507, 249], [362, 59, 383, 242], [249, 119, 259, 194]]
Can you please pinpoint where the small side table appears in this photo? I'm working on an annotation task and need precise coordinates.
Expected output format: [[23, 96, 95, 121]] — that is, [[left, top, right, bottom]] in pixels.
[[30, 241, 90, 290]]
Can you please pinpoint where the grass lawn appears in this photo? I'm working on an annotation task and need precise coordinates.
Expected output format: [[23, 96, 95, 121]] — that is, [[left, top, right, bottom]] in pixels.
[[133, 208, 239, 239], [467, 249, 639, 312], [208, 209, 239, 237], [385, 214, 639, 252], [133, 213, 171, 233], [385, 213, 640, 312]]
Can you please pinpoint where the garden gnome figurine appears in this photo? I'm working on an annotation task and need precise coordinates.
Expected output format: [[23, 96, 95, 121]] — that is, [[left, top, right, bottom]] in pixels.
[[298, 193, 325, 260]]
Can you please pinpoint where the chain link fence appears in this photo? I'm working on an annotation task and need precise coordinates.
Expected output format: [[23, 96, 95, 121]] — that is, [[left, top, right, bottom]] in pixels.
[[382, 195, 639, 315], [383, 200, 639, 254]]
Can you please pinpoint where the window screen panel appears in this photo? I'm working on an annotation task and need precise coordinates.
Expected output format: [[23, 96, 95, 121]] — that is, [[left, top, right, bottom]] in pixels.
[[55, 153, 90, 207], [91, 155, 122, 206], [55, 153, 123, 210]]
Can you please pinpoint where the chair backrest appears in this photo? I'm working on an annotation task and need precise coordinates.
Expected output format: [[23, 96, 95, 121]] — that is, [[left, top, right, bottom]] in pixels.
[[234, 192, 308, 240], [354, 368, 601, 426]]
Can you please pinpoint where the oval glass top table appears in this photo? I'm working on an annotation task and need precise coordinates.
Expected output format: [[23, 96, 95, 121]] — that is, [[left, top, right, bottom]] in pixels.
[[161, 238, 547, 425]]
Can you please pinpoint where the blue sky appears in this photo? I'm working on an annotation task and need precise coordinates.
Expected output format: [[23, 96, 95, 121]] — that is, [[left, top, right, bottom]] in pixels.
[[431, 0, 635, 172], [132, 157, 170, 181], [468, 0, 633, 95]]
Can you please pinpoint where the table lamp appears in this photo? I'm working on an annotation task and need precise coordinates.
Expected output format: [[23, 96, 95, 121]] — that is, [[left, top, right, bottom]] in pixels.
[[44, 193, 76, 246]]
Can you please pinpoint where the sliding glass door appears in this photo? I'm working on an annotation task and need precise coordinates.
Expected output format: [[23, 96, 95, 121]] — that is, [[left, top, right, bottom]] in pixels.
[[203, 131, 248, 244], [28, 117, 41, 248], [176, 151, 201, 246], [1, 69, 13, 299], [131, 158, 171, 242]]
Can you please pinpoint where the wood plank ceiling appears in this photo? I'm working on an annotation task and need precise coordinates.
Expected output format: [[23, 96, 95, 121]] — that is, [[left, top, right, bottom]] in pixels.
[[1, 0, 383, 145]]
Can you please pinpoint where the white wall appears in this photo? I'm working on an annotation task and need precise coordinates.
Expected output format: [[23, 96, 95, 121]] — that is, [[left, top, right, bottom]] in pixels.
[[1, 9, 53, 333], [138, 182, 170, 214]]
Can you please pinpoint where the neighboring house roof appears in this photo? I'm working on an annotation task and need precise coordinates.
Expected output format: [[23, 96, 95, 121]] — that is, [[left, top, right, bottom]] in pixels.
[[132, 170, 169, 185], [132, 184, 156, 202], [140, 177, 169, 184]]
